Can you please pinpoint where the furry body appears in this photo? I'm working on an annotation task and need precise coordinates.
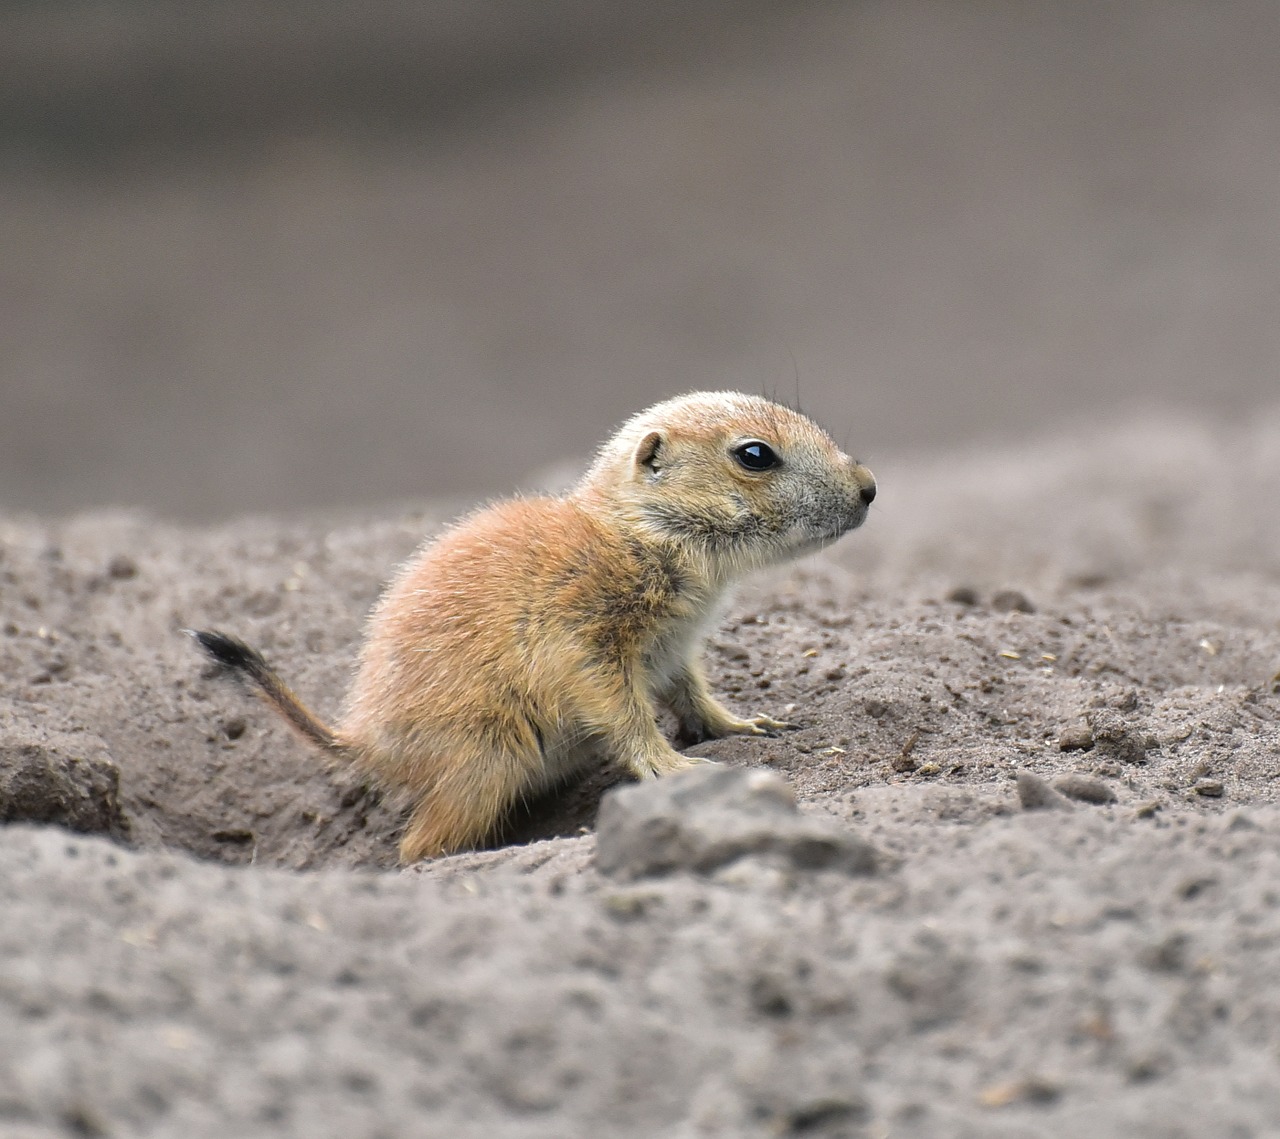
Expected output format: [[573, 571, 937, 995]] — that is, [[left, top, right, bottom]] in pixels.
[[194, 392, 876, 861]]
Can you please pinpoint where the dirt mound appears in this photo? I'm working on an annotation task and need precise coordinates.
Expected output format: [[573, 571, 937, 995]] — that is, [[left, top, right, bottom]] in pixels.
[[2, 412, 1280, 1136]]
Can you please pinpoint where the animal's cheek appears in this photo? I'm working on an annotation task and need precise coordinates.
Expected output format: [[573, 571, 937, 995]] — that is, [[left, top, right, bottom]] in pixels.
[[729, 482, 773, 512]]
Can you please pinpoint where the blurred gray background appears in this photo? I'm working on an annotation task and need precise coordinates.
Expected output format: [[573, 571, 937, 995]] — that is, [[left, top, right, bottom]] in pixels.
[[3, 0, 1277, 519]]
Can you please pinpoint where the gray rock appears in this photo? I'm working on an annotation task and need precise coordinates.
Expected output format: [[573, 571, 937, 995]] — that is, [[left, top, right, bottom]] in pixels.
[[1054, 774, 1119, 804], [1088, 710, 1156, 765], [1058, 723, 1095, 752], [1016, 771, 1074, 811], [0, 735, 130, 839], [992, 589, 1036, 614], [595, 764, 878, 879]]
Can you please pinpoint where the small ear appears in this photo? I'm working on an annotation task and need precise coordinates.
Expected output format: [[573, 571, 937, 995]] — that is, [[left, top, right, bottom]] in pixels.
[[634, 430, 663, 474]]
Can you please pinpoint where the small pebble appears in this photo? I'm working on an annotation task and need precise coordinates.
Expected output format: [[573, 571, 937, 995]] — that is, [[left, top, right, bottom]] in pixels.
[[211, 828, 255, 844], [1140, 932, 1188, 973], [992, 589, 1035, 614], [978, 1075, 1061, 1108], [107, 554, 138, 580], [1193, 778, 1224, 798], [1016, 772, 1072, 811], [946, 586, 979, 606], [1053, 774, 1117, 804], [1058, 724, 1095, 752], [1126, 1054, 1168, 1083], [1088, 709, 1154, 764], [602, 893, 654, 920], [1177, 876, 1216, 900]]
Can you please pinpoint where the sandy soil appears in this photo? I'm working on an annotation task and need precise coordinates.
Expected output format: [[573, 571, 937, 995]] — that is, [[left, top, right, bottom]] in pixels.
[[3, 407, 1280, 1137], [5, 3, 1280, 1134]]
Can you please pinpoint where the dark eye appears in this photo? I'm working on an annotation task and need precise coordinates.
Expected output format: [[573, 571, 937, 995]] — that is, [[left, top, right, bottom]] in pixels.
[[733, 440, 780, 471]]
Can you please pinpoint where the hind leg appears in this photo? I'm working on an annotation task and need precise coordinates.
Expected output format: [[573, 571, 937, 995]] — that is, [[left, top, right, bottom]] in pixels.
[[396, 753, 530, 863]]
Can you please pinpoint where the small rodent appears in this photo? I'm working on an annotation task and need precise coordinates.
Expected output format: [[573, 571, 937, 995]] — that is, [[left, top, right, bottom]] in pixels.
[[192, 391, 875, 862]]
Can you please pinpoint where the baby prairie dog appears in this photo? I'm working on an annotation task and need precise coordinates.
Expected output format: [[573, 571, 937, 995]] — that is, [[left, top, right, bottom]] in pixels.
[[193, 391, 876, 862]]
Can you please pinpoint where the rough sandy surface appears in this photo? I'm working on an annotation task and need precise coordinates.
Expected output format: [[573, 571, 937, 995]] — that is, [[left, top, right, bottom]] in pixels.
[[4, 410, 1280, 1137]]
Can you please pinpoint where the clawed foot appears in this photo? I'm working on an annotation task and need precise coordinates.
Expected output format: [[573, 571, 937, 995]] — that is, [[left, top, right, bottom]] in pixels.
[[718, 713, 798, 738], [630, 714, 796, 781], [631, 753, 721, 780], [674, 712, 800, 745]]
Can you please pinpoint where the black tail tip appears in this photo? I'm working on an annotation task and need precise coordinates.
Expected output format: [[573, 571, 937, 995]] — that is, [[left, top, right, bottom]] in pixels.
[[184, 628, 264, 673]]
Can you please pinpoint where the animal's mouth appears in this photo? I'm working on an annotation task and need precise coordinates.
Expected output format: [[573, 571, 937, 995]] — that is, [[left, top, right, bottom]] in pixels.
[[793, 525, 849, 554], [830, 503, 871, 538], [793, 506, 868, 552]]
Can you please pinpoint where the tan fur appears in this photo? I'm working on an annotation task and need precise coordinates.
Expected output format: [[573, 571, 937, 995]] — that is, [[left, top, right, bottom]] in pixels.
[[198, 391, 875, 862]]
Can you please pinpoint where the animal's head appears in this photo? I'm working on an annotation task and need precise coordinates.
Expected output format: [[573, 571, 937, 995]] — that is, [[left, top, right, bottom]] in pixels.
[[581, 391, 875, 577]]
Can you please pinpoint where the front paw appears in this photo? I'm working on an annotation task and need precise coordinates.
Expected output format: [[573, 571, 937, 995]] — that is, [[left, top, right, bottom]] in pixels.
[[707, 713, 797, 739], [628, 751, 720, 779], [674, 709, 800, 745], [650, 754, 722, 777], [739, 713, 797, 737]]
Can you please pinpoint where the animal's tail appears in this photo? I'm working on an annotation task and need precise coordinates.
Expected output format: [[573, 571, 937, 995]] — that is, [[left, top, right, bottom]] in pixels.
[[187, 629, 346, 756]]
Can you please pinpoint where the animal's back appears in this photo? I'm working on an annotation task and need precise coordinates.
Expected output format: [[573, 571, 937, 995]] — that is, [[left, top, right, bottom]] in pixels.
[[339, 495, 679, 777]]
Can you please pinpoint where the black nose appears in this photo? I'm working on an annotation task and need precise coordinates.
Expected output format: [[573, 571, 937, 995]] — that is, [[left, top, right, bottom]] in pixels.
[[859, 482, 876, 505]]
